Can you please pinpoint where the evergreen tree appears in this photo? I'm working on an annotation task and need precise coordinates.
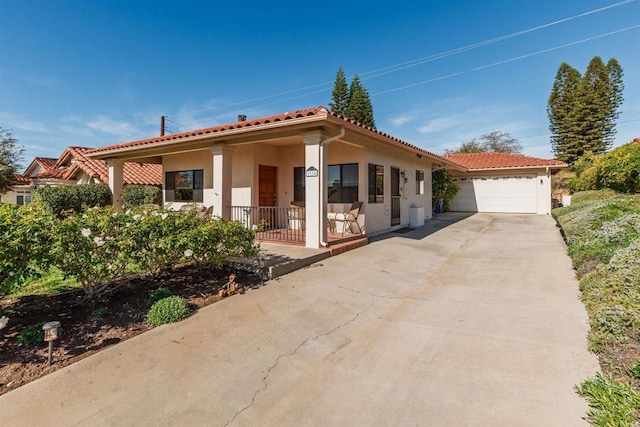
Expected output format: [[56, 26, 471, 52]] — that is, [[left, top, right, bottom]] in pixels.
[[547, 56, 624, 165], [0, 127, 24, 194], [345, 74, 376, 128], [329, 66, 349, 116]]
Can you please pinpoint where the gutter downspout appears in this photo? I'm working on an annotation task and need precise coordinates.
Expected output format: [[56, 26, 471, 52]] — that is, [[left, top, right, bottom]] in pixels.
[[319, 126, 345, 247]]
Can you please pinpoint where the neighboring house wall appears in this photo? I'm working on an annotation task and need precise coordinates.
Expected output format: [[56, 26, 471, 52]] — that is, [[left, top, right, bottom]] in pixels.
[[1, 187, 33, 205]]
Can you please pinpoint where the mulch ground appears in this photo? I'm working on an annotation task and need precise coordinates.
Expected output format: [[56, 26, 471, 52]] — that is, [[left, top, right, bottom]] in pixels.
[[599, 339, 640, 391], [0, 264, 262, 396]]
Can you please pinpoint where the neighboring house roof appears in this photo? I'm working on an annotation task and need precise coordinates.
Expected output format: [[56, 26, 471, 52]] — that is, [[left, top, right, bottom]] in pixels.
[[56, 147, 162, 185], [11, 174, 32, 186], [87, 106, 464, 170], [21, 147, 163, 186], [443, 152, 567, 171]]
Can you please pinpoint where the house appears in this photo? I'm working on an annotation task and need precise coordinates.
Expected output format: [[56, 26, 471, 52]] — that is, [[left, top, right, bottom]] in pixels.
[[443, 152, 567, 214], [1, 147, 162, 205], [87, 106, 465, 248]]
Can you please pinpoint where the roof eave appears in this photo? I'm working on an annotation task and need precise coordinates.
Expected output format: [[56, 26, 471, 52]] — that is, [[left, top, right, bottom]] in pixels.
[[87, 113, 331, 159]]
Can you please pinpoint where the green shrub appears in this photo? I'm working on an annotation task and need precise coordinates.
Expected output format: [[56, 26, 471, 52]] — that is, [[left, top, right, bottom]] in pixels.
[[576, 373, 640, 426], [0, 203, 55, 297], [147, 296, 190, 326], [432, 170, 459, 211], [597, 141, 640, 194], [92, 306, 109, 318], [630, 360, 640, 380], [35, 184, 112, 216], [122, 185, 162, 207], [17, 322, 46, 347], [149, 287, 171, 303]]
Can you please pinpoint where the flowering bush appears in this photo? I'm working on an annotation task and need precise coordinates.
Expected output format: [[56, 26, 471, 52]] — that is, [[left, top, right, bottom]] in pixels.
[[4, 203, 258, 301], [120, 207, 203, 276], [183, 217, 259, 267], [51, 206, 132, 300]]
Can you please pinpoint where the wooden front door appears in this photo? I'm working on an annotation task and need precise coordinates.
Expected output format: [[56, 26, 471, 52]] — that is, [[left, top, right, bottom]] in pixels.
[[391, 167, 401, 226], [259, 165, 277, 229], [259, 165, 277, 206]]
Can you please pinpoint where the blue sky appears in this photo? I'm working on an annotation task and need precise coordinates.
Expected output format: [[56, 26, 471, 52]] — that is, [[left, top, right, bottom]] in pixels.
[[1, 0, 638, 167]]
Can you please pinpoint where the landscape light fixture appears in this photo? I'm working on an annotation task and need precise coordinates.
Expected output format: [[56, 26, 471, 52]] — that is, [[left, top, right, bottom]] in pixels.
[[42, 321, 61, 366]]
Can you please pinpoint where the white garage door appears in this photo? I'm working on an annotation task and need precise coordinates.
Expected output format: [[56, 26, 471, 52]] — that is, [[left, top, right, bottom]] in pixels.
[[449, 175, 538, 213]]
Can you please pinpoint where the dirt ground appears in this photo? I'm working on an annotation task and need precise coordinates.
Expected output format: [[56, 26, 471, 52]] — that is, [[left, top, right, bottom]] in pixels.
[[0, 264, 261, 396]]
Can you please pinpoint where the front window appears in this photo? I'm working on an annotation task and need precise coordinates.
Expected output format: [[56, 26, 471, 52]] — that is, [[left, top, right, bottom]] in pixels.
[[165, 170, 203, 202], [368, 164, 384, 203], [328, 163, 358, 203]]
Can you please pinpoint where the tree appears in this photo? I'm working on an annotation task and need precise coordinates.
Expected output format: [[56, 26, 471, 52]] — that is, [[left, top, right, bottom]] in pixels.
[[0, 127, 24, 194], [445, 131, 523, 154], [329, 66, 349, 116], [345, 74, 376, 128], [328, 68, 376, 128], [547, 56, 624, 165], [548, 62, 582, 164]]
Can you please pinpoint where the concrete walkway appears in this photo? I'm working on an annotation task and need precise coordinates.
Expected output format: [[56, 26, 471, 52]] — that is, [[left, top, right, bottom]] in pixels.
[[0, 214, 598, 426]]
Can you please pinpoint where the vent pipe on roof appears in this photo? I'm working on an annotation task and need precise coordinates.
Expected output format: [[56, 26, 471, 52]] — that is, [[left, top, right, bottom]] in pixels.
[[160, 115, 165, 136], [238, 114, 247, 122]]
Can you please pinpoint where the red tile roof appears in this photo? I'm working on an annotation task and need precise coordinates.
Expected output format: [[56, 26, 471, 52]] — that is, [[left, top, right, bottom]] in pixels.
[[57, 147, 162, 185], [87, 106, 456, 167], [12, 174, 32, 185], [23, 148, 162, 186], [443, 152, 567, 170]]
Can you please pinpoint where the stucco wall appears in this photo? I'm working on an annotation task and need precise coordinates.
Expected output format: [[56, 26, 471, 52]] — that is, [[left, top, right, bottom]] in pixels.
[[158, 140, 435, 234]]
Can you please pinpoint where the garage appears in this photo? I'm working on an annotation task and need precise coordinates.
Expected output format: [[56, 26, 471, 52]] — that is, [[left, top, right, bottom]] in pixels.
[[443, 152, 567, 215], [450, 174, 538, 213]]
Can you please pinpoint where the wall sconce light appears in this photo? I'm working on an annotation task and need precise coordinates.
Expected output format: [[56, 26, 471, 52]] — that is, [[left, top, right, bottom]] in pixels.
[[416, 153, 422, 159], [43, 321, 61, 366]]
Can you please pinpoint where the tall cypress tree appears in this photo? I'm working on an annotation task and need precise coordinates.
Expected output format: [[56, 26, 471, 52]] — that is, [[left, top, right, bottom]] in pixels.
[[548, 62, 582, 164], [345, 74, 376, 128], [547, 56, 624, 165], [329, 66, 349, 116]]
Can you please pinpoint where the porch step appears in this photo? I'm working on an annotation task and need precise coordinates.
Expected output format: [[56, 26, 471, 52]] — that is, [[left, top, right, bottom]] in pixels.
[[328, 236, 368, 256]]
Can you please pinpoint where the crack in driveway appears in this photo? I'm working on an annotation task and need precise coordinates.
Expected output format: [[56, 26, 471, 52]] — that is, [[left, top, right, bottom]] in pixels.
[[223, 310, 364, 426]]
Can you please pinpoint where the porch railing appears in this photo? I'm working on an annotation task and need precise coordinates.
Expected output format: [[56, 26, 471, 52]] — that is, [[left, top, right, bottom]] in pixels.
[[230, 205, 305, 243]]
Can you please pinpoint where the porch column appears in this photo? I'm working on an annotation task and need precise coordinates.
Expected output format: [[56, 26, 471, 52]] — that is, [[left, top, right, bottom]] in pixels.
[[211, 145, 233, 219], [105, 158, 124, 210], [303, 131, 328, 248]]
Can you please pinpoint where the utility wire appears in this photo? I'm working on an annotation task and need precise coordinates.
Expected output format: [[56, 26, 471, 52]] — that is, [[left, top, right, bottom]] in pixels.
[[372, 25, 640, 96], [174, 0, 635, 118]]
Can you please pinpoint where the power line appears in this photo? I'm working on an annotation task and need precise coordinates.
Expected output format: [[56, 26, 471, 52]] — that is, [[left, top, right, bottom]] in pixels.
[[174, 0, 635, 118]]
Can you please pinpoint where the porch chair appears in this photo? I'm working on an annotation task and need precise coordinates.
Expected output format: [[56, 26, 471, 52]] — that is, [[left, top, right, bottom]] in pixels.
[[333, 201, 363, 236], [287, 203, 305, 230]]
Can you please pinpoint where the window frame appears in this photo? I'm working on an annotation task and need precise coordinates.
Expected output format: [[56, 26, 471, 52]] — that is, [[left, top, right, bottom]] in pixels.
[[165, 169, 204, 203], [327, 163, 359, 204], [293, 166, 305, 203], [368, 163, 384, 203]]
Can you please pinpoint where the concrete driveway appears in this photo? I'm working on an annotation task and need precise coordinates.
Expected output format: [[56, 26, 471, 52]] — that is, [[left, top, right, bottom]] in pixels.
[[0, 213, 598, 426]]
